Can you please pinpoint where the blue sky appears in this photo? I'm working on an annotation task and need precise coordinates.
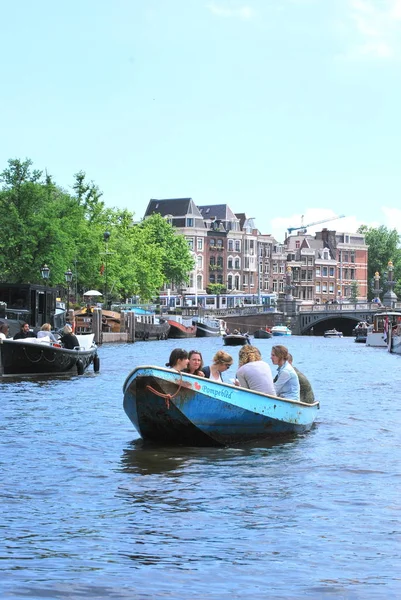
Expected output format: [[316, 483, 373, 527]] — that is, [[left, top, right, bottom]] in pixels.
[[1, 0, 401, 242]]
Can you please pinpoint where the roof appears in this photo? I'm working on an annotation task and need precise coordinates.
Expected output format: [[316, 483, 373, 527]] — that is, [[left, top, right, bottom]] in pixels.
[[144, 198, 203, 219]]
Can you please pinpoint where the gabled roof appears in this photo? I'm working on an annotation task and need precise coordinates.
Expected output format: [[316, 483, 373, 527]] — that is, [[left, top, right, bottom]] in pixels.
[[144, 198, 203, 218], [198, 204, 238, 222]]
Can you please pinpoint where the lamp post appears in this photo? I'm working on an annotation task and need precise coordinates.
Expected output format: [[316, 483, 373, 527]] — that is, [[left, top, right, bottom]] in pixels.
[[64, 269, 73, 313], [40, 264, 50, 326], [103, 231, 111, 309], [191, 252, 198, 307], [41, 264, 50, 285]]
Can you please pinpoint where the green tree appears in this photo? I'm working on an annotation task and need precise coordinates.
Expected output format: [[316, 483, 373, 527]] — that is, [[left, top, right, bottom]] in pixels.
[[357, 225, 401, 299], [350, 280, 359, 302]]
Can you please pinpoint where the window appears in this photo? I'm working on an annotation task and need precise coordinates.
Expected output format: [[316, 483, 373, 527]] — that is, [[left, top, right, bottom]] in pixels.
[[329, 283, 334, 293], [209, 274, 215, 284], [315, 283, 321, 293], [210, 256, 215, 267], [235, 241, 241, 252], [187, 238, 194, 250], [315, 267, 321, 277], [197, 256, 203, 270], [350, 268, 355, 279], [329, 267, 335, 277], [217, 256, 223, 268], [307, 270, 313, 281], [295, 241, 300, 249], [227, 275, 233, 290], [345, 234, 350, 244], [217, 239, 223, 249], [273, 263, 278, 274], [322, 283, 327, 293], [210, 238, 215, 248], [235, 275, 240, 289], [228, 257, 233, 269], [186, 218, 194, 227], [264, 264, 269, 274], [235, 258, 240, 269], [197, 238, 203, 251], [322, 267, 328, 277], [350, 250, 355, 263], [228, 240, 234, 251], [279, 281, 284, 292], [279, 264, 285, 274], [273, 280, 278, 292]]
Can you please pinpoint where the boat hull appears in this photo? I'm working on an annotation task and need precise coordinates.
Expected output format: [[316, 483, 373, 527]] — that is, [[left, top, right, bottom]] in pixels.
[[195, 321, 221, 337], [123, 366, 319, 447], [223, 334, 250, 346], [271, 326, 291, 336], [253, 329, 273, 339], [134, 320, 170, 341], [167, 320, 197, 339], [0, 339, 98, 377]]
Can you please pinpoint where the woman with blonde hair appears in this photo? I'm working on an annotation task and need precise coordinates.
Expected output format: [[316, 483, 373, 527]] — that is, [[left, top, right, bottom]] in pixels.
[[60, 324, 80, 350], [236, 345, 275, 394], [37, 323, 57, 342], [270, 344, 300, 401], [202, 350, 233, 382]]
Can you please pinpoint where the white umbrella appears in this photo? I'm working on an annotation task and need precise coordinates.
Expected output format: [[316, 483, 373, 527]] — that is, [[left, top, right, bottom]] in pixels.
[[83, 290, 103, 296]]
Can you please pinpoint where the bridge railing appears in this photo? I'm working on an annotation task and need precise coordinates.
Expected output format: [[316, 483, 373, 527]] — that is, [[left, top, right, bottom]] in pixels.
[[299, 302, 384, 313]]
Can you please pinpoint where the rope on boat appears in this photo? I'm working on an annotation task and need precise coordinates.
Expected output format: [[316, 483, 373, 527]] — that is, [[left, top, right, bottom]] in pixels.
[[146, 373, 185, 410], [23, 346, 57, 363]]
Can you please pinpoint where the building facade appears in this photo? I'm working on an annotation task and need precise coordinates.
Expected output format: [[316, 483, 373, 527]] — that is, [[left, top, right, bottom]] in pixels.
[[143, 199, 368, 304]]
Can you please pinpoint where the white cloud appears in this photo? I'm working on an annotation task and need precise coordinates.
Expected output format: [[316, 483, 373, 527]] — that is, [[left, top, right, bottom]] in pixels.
[[206, 3, 256, 19], [269, 207, 401, 243], [344, 0, 401, 59], [269, 209, 365, 243], [382, 206, 401, 232]]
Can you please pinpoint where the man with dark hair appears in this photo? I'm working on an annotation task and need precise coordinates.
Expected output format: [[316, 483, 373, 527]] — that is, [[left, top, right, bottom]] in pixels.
[[13, 322, 36, 340]]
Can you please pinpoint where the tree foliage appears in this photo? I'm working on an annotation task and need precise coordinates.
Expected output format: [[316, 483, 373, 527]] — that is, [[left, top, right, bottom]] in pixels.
[[0, 158, 193, 303], [357, 225, 401, 299]]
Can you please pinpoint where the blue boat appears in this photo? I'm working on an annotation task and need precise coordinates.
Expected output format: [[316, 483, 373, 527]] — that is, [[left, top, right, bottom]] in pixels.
[[123, 366, 319, 447]]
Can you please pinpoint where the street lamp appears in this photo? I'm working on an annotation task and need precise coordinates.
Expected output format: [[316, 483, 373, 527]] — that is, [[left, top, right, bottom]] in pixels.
[[64, 269, 73, 313], [41, 264, 50, 285], [103, 231, 111, 309]]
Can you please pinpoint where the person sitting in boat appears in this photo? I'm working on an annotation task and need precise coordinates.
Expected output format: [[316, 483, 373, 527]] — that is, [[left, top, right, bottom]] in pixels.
[[202, 350, 233, 382], [236, 345, 275, 395], [85, 303, 93, 315], [165, 348, 189, 372], [0, 323, 9, 339], [287, 353, 315, 404], [13, 322, 36, 340], [59, 324, 80, 350], [270, 345, 300, 402], [37, 323, 58, 343], [233, 329, 240, 335], [183, 350, 205, 377]]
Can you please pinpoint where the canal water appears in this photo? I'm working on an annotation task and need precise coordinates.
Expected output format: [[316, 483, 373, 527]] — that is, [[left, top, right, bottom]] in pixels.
[[1, 336, 400, 599]]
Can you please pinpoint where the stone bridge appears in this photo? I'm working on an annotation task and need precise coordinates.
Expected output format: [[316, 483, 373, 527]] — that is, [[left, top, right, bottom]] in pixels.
[[295, 302, 401, 336]]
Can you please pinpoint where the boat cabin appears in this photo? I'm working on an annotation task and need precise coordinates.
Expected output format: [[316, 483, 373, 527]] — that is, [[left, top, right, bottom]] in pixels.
[[0, 283, 63, 329]]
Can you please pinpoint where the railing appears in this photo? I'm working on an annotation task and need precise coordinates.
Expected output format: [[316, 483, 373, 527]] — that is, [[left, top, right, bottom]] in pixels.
[[299, 301, 401, 313]]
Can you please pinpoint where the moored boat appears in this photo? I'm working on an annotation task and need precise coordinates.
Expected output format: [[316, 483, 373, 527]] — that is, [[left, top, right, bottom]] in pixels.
[[194, 316, 225, 337], [167, 317, 197, 338], [0, 334, 99, 377], [366, 311, 401, 348], [253, 328, 273, 339], [122, 366, 320, 447], [388, 319, 401, 355], [324, 328, 343, 338], [271, 325, 291, 337]]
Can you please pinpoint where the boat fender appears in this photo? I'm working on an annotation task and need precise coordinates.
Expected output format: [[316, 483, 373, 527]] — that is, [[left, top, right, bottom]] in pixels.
[[93, 355, 100, 373], [76, 359, 84, 375]]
